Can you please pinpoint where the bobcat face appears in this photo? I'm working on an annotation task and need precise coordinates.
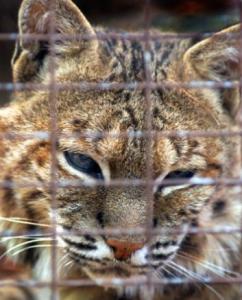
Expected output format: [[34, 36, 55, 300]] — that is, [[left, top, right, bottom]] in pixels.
[[53, 85, 223, 277], [0, 0, 241, 284]]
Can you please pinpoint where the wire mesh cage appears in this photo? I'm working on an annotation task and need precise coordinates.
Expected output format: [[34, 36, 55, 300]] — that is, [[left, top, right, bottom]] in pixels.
[[0, 0, 241, 300]]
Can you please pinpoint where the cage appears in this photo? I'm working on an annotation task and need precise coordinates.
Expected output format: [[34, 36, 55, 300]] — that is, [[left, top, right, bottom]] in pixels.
[[0, 1, 241, 300]]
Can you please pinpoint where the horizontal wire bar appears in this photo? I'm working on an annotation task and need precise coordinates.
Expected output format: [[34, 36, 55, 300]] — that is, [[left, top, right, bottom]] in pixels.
[[0, 176, 241, 189], [0, 275, 242, 288], [0, 80, 238, 92], [0, 31, 237, 42], [0, 225, 241, 238], [0, 129, 241, 141]]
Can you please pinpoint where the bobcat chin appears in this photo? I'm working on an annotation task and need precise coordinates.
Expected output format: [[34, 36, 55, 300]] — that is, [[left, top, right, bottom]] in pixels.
[[0, 0, 241, 299]]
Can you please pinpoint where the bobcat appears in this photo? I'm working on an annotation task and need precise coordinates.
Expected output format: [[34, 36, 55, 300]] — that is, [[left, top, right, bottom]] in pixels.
[[0, 0, 241, 299]]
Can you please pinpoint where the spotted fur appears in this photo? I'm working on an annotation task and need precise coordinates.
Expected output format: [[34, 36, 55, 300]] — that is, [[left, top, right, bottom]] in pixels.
[[0, 0, 241, 299]]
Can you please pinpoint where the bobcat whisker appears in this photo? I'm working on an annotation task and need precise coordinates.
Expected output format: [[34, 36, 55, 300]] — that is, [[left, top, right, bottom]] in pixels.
[[1, 217, 32, 221], [57, 253, 70, 273], [58, 253, 69, 266], [168, 261, 225, 300], [0, 238, 53, 261], [0, 216, 51, 228], [2, 234, 51, 241], [62, 260, 74, 274], [11, 244, 54, 258], [178, 252, 240, 277], [180, 243, 236, 253], [154, 264, 175, 280], [166, 262, 203, 292], [177, 253, 227, 278]]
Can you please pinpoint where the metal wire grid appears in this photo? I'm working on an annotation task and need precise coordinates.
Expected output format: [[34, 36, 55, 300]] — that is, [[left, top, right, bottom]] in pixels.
[[0, 0, 242, 299]]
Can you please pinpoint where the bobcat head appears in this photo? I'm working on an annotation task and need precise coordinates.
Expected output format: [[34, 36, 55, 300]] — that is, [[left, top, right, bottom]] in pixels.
[[0, 0, 241, 286]]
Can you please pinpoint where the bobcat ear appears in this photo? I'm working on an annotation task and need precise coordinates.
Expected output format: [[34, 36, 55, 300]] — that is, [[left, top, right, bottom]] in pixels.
[[183, 24, 241, 117], [12, 0, 98, 83]]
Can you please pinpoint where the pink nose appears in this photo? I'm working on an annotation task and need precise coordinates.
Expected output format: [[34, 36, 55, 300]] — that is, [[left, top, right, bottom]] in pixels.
[[107, 239, 144, 261]]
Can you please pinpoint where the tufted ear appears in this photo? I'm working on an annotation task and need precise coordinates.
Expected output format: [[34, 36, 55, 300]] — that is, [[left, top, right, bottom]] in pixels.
[[183, 24, 241, 117], [12, 0, 98, 83]]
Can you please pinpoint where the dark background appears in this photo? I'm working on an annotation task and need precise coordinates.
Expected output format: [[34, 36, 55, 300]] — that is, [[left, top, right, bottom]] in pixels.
[[0, 0, 239, 104]]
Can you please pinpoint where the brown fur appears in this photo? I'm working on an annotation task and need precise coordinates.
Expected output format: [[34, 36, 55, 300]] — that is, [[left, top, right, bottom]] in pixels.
[[0, 0, 241, 299]]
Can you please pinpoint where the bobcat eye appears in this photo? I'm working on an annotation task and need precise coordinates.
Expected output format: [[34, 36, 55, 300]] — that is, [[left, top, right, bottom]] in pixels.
[[165, 170, 195, 183], [64, 151, 104, 180], [157, 170, 195, 195]]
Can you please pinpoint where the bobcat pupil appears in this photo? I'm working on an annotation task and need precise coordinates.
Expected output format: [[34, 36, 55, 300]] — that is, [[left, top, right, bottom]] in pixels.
[[156, 170, 195, 193], [161, 170, 195, 187], [165, 170, 195, 181], [64, 151, 103, 179]]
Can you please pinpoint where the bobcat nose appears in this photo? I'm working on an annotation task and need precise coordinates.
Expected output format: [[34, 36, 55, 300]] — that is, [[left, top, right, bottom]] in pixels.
[[107, 239, 144, 261]]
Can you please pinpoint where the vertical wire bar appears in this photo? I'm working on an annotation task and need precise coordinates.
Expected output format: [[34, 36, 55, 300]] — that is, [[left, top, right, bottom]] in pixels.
[[47, 0, 58, 299], [143, 0, 155, 298], [236, 0, 242, 297]]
